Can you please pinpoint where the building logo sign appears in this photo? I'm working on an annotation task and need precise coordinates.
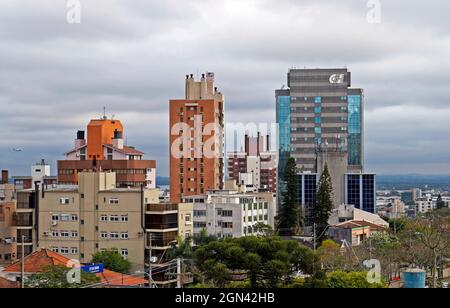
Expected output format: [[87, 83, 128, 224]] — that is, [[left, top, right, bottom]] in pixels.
[[329, 74, 345, 84]]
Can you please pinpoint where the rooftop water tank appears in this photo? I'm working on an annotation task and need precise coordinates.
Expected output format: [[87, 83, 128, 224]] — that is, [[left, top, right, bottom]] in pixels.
[[402, 269, 426, 288]]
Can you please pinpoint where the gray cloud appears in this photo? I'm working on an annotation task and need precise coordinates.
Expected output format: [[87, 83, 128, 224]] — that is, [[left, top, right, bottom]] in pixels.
[[0, 0, 449, 177]]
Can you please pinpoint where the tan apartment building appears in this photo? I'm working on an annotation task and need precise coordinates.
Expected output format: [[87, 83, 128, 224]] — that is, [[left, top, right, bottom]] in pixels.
[[37, 172, 159, 272], [169, 73, 225, 203], [1, 171, 35, 265]]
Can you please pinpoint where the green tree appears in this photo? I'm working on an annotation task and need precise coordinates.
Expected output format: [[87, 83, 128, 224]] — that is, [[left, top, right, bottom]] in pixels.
[[166, 236, 193, 260], [193, 236, 318, 288], [277, 157, 301, 235], [253, 222, 275, 237], [91, 249, 132, 274], [326, 271, 386, 288], [317, 240, 346, 271], [25, 265, 100, 288], [313, 164, 333, 243]]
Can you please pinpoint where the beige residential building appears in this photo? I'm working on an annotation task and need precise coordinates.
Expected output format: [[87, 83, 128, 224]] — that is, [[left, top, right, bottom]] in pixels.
[[1, 170, 35, 265], [37, 172, 159, 271]]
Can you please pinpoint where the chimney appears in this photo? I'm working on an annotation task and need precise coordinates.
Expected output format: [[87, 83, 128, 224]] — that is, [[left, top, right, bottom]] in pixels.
[[1, 170, 8, 184], [113, 129, 124, 150], [75, 130, 86, 149]]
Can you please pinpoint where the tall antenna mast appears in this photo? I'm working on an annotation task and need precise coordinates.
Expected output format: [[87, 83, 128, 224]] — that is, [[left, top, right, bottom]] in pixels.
[[103, 106, 107, 120]]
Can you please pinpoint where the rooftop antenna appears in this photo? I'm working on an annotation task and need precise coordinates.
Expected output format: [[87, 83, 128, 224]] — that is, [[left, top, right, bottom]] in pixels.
[[103, 106, 107, 120]]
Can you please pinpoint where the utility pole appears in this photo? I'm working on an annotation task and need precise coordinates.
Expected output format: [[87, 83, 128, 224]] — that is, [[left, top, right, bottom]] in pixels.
[[313, 223, 316, 253], [177, 258, 182, 288], [21, 235, 25, 289], [148, 233, 153, 288]]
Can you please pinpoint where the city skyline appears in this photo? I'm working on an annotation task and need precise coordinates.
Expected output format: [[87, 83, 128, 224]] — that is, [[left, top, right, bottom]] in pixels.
[[1, 1, 450, 177]]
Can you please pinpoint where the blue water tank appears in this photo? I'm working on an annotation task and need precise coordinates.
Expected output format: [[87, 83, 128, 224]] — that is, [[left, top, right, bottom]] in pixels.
[[402, 269, 426, 288]]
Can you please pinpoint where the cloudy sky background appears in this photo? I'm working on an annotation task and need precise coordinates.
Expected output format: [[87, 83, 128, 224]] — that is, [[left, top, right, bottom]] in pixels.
[[1, 0, 449, 177]]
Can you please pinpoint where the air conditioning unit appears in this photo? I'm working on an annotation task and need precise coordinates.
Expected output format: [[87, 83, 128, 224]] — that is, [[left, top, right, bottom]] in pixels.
[[3, 238, 12, 244], [51, 221, 58, 226]]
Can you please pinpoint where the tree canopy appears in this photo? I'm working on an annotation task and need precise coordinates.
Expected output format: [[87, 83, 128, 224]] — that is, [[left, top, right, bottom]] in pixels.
[[193, 236, 318, 288], [25, 265, 100, 288], [91, 249, 132, 274]]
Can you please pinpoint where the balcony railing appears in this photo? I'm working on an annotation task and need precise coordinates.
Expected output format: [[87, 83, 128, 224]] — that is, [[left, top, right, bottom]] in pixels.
[[13, 218, 33, 227], [146, 204, 178, 212], [145, 223, 178, 230]]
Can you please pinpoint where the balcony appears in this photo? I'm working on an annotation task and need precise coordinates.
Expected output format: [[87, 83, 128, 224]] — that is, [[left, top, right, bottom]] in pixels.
[[146, 203, 178, 213], [13, 212, 33, 228], [145, 222, 178, 230]]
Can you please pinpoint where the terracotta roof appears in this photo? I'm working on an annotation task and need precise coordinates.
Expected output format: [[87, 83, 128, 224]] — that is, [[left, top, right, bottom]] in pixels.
[[3, 249, 70, 273], [0, 276, 19, 288], [97, 269, 148, 287], [3, 249, 147, 287]]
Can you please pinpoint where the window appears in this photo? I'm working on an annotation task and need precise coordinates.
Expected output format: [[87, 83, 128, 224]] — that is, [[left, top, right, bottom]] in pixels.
[[315, 96, 322, 104], [315, 127, 322, 134], [71, 214, 78, 222], [51, 214, 59, 221], [121, 232, 129, 240], [51, 247, 59, 253], [110, 215, 119, 222], [71, 247, 78, 255], [221, 222, 233, 229], [61, 214, 70, 222], [121, 215, 128, 222], [51, 231, 59, 237], [194, 210, 207, 217], [314, 106, 321, 113], [71, 231, 78, 238], [120, 249, 129, 258], [100, 215, 108, 222], [185, 214, 191, 222], [315, 117, 321, 124], [100, 232, 108, 239], [110, 232, 119, 239], [60, 198, 70, 205], [194, 222, 207, 228], [61, 231, 70, 238], [60, 247, 69, 254], [109, 198, 119, 205], [222, 210, 233, 217]]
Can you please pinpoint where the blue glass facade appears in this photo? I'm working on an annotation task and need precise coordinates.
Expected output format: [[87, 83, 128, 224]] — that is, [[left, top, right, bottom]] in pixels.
[[297, 174, 318, 226], [346, 174, 375, 213], [277, 95, 291, 182], [348, 95, 362, 166]]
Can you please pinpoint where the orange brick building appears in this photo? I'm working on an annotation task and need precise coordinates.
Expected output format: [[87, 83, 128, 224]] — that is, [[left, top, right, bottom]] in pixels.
[[169, 73, 225, 203], [58, 117, 156, 189]]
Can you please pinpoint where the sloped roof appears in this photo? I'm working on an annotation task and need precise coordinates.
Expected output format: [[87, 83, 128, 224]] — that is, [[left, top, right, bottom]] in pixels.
[[96, 269, 147, 287], [0, 276, 19, 288], [3, 249, 70, 273], [334, 220, 386, 231], [104, 144, 144, 155], [3, 249, 147, 287]]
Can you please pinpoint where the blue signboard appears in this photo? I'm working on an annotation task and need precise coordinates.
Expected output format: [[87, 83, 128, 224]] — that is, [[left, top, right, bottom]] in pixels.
[[81, 264, 104, 274]]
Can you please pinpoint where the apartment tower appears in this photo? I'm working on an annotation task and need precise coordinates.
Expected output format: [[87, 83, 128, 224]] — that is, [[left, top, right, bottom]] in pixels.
[[58, 117, 156, 189], [169, 73, 225, 203]]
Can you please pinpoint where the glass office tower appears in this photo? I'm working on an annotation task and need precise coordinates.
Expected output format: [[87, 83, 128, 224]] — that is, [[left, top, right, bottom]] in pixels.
[[348, 89, 363, 168]]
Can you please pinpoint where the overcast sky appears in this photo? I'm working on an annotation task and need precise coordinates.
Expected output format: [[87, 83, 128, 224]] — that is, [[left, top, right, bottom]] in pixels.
[[1, 0, 449, 177]]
